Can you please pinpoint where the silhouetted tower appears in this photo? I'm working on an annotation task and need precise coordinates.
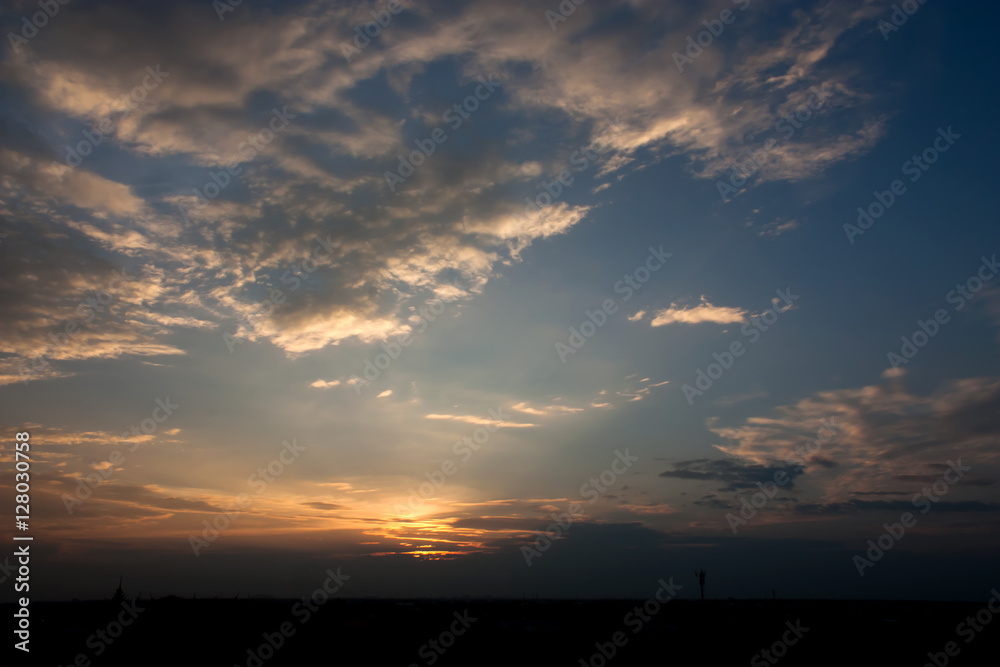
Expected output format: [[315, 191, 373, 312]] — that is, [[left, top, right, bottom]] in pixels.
[[111, 575, 126, 604], [694, 569, 706, 601]]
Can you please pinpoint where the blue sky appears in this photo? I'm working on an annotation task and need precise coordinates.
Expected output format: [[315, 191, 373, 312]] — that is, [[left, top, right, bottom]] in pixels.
[[1, 0, 999, 600]]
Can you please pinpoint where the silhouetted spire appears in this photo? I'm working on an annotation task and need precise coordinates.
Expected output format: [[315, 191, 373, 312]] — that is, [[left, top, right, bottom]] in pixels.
[[112, 575, 126, 604], [694, 569, 706, 601]]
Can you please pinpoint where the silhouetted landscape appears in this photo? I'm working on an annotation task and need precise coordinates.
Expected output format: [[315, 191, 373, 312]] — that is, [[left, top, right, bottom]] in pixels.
[[3, 0, 999, 664], [8, 595, 1000, 666]]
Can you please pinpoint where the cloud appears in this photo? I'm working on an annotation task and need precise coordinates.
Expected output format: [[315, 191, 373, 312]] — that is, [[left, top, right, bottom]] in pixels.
[[793, 499, 1000, 516], [0, 228, 189, 373], [710, 375, 1000, 503], [650, 296, 747, 326], [449, 516, 554, 532], [424, 413, 536, 428], [95, 485, 228, 513], [618, 503, 676, 515], [659, 458, 805, 491], [511, 401, 584, 417], [303, 501, 347, 511], [757, 219, 801, 237], [693, 495, 736, 510], [310, 379, 341, 389], [0, 0, 896, 371]]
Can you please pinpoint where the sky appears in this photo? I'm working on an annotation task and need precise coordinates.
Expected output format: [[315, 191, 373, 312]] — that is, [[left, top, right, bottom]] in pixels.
[[1, 0, 999, 601]]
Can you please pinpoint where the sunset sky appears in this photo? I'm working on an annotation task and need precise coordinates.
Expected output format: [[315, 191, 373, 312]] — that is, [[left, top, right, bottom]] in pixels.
[[2, 0, 999, 601]]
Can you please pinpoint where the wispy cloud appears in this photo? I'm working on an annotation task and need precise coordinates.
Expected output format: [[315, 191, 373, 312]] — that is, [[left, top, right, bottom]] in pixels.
[[511, 401, 584, 416], [757, 219, 801, 237], [650, 297, 747, 326], [424, 413, 536, 428]]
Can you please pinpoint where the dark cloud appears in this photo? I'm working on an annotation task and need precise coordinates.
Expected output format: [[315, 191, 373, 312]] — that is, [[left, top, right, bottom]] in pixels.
[[659, 458, 804, 491], [694, 498, 734, 510], [449, 516, 554, 532], [82, 484, 227, 513], [850, 491, 910, 496], [302, 501, 346, 510], [794, 500, 1000, 515], [892, 474, 940, 483]]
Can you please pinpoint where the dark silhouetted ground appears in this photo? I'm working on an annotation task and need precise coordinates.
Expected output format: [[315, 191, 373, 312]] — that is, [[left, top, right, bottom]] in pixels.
[[4, 598, 998, 666]]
